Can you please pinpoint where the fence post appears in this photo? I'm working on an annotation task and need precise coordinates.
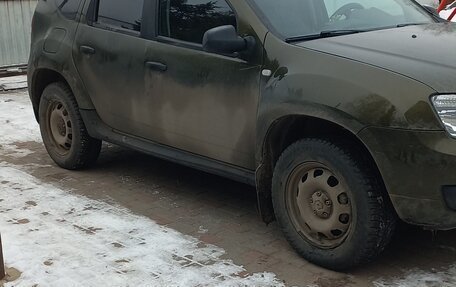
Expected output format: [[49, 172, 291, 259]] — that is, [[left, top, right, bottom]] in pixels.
[[0, 233, 4, 280]]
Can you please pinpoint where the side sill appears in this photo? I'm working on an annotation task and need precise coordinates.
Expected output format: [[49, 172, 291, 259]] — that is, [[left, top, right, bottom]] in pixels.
[[80, 109, 256, 186]]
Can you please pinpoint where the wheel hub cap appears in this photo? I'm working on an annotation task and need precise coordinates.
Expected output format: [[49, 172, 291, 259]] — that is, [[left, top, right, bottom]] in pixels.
[[310, 191, 332, 219], [56, 117, 66, 136], [47, 101, 73, 154], [286, 163, 353, 249]]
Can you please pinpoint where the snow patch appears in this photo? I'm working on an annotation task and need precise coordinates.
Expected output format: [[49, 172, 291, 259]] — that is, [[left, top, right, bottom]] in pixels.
[[373, 267, 456, 287], [0, 76, 28, 91], [0, 90, 41, 146], [0, 162, 283, 287], [1, 144, 35, 158]]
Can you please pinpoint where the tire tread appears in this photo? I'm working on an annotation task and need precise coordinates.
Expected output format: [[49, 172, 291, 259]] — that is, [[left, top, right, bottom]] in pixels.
[[39, 82, 101, 170], [272, 138, 396, 270]]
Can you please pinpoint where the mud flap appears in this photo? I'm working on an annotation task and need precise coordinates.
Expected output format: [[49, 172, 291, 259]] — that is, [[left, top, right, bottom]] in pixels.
[[256, 163, 276, 224]]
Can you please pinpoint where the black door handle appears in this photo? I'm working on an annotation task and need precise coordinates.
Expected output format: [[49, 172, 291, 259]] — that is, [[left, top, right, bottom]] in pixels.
[[80, 45, 95, 55], [145, 61, 167, 72]]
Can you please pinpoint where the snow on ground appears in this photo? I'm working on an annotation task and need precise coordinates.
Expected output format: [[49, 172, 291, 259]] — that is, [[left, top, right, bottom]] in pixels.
[[0, 76, 28, 91], [0, 89, 41, 150], [0, 89, 40, 158], [0, 89, 284, 286], [373, 267, 456, 287], [0, 163, 282, 287]]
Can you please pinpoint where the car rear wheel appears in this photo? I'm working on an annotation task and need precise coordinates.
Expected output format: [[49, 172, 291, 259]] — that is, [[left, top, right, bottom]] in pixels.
[[272, 138, 395, 270], [39, 82, 101, 170]]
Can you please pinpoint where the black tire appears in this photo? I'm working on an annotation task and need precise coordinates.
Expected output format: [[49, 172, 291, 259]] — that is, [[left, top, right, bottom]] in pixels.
[[272, 138, 396, 270], [38, 82, 101, 170]]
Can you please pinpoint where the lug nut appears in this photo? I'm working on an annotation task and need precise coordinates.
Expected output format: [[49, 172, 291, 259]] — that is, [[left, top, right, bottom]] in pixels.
[[323, 212, 328, 217], [316, 191, 322, 197], [325, 200, 331, 206], [309, 199, 314, 204]]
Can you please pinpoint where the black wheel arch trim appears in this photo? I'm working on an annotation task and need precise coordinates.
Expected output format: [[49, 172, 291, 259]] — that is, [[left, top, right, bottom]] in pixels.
[[254, 105, 390, 224]]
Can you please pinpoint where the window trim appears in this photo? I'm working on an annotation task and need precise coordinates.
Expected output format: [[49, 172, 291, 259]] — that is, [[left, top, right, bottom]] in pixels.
[[156, 35, 204, 51], [56, 0, 84, 21], [154, 0, 239, 48], [141, 0, 158, 39], [86, 0, 146, 38]]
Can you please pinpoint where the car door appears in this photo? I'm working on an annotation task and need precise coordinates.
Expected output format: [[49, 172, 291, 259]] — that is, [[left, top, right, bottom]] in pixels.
[[136, 0, 263, 169], [73, 0, 149, 134]]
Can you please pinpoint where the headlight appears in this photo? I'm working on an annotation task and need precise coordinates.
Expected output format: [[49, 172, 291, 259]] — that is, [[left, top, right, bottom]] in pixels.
[[431, 94, 456, 137]]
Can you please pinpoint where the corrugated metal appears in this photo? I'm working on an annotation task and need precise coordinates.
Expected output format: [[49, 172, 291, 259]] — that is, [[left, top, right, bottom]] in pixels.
[[0, 0, 38, 68]]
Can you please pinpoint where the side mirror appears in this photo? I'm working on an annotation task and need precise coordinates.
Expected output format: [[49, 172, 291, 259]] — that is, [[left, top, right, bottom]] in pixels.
[[203, 25, 247, 55]]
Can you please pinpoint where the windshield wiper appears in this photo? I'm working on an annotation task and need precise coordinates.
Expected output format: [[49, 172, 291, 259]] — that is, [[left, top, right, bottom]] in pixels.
[[285, 29, 366, 43], [396, 22, 427, 28]]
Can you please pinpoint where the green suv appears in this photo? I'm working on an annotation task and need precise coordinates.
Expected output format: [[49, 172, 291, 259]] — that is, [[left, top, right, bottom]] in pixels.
[[28, 0, 456, 270]]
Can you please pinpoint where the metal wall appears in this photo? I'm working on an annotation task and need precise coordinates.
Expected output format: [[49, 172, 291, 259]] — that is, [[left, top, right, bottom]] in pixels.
[[0, 0, 37, 68]]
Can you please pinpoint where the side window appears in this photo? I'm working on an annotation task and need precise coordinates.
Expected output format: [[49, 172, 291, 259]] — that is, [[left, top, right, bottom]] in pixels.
[[56, 0, 82, 20], [96, 0, 144, 33], [159, 0, 237, 44]]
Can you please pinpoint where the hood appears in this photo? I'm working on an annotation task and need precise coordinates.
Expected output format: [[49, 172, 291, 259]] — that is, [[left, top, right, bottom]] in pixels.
[[297, 23, 456, 93]]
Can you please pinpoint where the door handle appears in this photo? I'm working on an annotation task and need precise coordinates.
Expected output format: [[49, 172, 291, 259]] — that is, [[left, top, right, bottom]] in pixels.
[[80, 45, 96, 55], [145, 61, 167, 72]]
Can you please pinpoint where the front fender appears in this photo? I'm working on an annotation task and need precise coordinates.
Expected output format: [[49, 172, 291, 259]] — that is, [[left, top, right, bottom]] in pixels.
[[256, 33, 442, 163]]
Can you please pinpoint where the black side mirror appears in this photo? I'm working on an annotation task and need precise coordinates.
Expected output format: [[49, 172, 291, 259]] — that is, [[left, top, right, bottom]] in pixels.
[[203, 25, 248, 55]]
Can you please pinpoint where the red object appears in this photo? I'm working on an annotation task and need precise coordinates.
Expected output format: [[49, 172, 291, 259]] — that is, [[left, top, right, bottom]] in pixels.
[[450, 9, 456, 21], [438, 0, 456, 21], [437, 0, 448, 12]]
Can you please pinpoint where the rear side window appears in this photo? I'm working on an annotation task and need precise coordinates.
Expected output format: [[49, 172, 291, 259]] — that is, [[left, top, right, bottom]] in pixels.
[[56, 0, 82, 20], [159, 0, 237, 44], [96, 0, 144, 33]]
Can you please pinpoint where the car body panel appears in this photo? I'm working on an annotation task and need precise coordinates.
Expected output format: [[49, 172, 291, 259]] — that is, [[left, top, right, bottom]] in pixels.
[[298, 23, 456, 93], [71, 0, 265, 169], [28, 0, 95, 118], [139, 42, 260, 168], [73, 23, 149, 134], [28, 0, 456, 229], [359, 127, 456, 229], [256, 31, 441, 162]]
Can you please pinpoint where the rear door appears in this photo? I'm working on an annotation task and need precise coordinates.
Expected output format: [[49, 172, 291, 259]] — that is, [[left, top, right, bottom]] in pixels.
[[73, 0, 148, 133]]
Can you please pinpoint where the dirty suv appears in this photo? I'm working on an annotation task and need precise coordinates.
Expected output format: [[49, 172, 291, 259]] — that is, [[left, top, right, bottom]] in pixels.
[[29, 0, 456, 270]]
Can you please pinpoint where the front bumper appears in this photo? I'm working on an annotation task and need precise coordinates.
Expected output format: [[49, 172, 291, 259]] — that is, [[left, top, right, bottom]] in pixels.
[[359, 127, 456, 230]]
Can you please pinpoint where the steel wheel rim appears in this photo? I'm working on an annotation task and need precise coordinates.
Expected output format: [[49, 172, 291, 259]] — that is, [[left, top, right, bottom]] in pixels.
[[46, 100, 73, 155], [285, 162, 353, 249]]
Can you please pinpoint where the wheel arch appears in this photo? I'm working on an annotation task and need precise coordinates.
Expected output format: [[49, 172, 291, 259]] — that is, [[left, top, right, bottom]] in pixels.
[[256, 114, 394, 223], [29, 67, 95, 122], [30, 68, 69, 121]]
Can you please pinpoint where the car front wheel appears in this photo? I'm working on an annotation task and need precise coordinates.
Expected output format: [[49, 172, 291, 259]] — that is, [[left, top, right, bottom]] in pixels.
[[272, 138, 395, 270]]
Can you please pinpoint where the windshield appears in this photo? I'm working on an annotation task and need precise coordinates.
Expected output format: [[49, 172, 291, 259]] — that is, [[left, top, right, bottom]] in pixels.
[[249, 0, 435, 39]]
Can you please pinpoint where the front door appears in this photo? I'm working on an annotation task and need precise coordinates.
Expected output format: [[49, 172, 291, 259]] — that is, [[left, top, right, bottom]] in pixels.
[[137, 0, 262, 169]]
